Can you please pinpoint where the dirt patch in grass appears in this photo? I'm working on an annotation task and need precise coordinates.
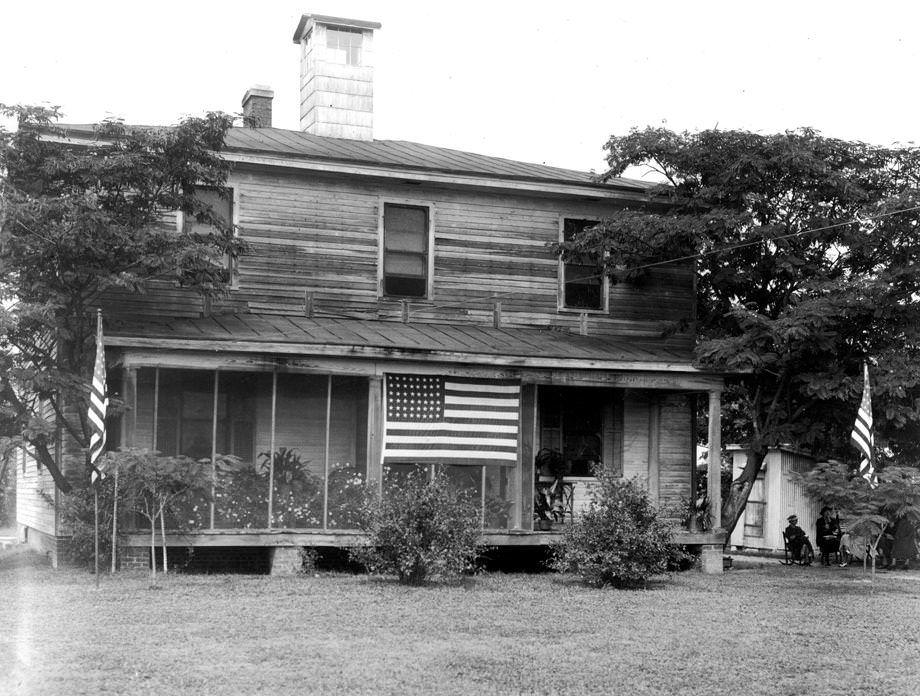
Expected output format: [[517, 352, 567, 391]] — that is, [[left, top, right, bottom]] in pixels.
[[1, 563, 919, 695]]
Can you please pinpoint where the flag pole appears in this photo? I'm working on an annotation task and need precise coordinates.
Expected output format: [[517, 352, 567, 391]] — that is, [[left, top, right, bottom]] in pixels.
[[111, 463, 118, 573], [94, 483, 100, 589]]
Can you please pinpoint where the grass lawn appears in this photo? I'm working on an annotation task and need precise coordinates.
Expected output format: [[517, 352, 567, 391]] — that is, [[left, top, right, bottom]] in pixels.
[[2, 552, 920, 696]]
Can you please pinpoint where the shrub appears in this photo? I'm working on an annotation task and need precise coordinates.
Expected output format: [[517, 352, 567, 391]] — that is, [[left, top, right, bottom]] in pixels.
[[553, 468, 675, 588], [355, 469, 481, 585]]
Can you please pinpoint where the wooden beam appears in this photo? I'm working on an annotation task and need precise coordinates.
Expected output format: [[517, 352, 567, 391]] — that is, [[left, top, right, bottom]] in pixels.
[[707, 389, 722, 531], [366, 376, 383, 496], [518, 384, 537, 531]]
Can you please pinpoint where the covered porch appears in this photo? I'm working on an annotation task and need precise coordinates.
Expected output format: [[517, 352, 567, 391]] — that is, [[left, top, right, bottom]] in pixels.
[[107, 313, 726, 571]]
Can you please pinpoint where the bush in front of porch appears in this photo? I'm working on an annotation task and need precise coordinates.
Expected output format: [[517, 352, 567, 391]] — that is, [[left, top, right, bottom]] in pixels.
[[553, 467, 683, 588], [355, 469, 481, 586]]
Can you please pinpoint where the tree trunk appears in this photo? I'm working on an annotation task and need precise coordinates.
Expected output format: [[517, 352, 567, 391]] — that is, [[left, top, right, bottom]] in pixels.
[[720, 447, 768, 536], [31, 439, 72, 493], [159, 504, 168, 575], [149, 514, 157, 584]]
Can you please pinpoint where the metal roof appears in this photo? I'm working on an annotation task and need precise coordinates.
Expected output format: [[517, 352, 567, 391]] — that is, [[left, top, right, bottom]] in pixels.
[[55, 123, 656, 193], [106, 313, 696, 371]]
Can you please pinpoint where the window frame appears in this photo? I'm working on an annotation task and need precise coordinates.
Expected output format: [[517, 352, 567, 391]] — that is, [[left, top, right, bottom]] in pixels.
[[175, 185, 240, 290], [325, 26, 364, 67], [378, 198, 435, 300], [557, 216, 609, 314]]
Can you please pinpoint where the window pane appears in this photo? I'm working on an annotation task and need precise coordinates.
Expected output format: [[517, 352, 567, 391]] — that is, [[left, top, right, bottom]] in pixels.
[[564, 265, 602, 310], [186, 188, 231, 236], [384, 275, 427, 297], [271, 374, 327, 528], [385, 204, 427, 234], [384, 252, 427, 278], [327, 377, 369, 529], [563, 218, 597, 242], [214, 373, 273, 529], [326, 28, 362, 66], [385, 229, 427, 253]]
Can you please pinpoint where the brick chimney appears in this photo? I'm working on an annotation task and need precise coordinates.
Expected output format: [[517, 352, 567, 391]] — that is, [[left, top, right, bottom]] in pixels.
[[292, 14, 381, 140], [242, 86, 274, 128]]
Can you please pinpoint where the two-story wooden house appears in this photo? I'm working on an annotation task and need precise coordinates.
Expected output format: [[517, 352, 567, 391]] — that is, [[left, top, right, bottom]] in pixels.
[[16, 13, 727, 573]]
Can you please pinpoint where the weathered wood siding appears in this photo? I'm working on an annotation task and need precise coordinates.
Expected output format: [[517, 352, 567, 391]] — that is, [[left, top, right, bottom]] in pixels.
[[15, 447, 57, 537], [658, 394, 693, 509], [102, 168, 695, 349]]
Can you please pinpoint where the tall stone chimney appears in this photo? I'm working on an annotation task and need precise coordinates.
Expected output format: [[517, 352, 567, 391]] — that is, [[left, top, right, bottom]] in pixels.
[[292, 14, 381, 140], [242, 86, 274, 127]]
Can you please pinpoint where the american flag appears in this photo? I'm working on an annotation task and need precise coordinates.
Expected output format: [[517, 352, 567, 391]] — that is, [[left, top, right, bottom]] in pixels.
[[383, 375, 520, 466], [850, 362, 877, 488], [88, 310, 108, 484]]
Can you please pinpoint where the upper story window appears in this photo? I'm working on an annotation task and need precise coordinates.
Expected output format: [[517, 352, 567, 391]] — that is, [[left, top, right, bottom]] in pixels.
[[382, 203, 431, 298], [326, 27, 363, 66], [560, 218, 606, 311], [180, 187, 238, 288]]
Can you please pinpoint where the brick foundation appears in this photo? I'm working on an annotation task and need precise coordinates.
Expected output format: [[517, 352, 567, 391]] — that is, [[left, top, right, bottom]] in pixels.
[[270, 546, 303, 575]]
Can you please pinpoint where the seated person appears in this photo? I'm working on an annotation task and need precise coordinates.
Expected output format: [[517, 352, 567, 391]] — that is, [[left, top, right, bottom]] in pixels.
[[785, 514, 809, 561], [816, 506, 841, 565]]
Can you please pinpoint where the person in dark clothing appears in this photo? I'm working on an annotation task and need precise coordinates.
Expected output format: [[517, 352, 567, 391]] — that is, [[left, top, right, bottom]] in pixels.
[[816, 506, 841, 566], [889, 516, 918, 570], [785, 514, 809, 562]]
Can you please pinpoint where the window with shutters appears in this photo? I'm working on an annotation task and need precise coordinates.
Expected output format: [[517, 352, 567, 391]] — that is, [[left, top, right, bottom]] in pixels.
[[381, 202, 432, 299]]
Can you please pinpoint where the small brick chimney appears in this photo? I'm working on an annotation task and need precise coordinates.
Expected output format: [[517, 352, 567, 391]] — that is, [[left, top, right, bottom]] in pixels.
[[292, 14, 381, 140], [241, 86, 274, 128]]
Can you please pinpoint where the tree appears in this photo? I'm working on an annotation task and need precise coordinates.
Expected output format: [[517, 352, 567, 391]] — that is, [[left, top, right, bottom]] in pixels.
[[0, 105, 243, 492], [557, 128, 920, 533], [796, 462, 920, 576], [111, 449, 214, 582]]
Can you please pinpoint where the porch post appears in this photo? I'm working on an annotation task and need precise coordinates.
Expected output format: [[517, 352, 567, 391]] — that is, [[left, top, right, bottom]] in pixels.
[[366, 376, 384, 496], [707, 389, 722, 531], [647, 395, 660, 505]]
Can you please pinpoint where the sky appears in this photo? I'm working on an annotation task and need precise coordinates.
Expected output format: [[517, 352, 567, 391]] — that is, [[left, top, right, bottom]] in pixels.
[[1, 0, 918, 175]]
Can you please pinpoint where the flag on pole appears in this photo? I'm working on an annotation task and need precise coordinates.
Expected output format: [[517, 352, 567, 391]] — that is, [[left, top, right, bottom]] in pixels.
[[88, 310, 108, 484], [850, 362, 877, 488], [383, 375, 520, 466]]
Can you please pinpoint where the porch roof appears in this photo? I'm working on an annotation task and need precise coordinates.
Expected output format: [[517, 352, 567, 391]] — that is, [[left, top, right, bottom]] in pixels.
[[106, 312, 704, 373]]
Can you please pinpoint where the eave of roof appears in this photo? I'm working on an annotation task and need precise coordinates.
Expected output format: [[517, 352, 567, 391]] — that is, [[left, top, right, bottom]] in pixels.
[[49, 124, 663, 200], [105, 313, 702, 374]]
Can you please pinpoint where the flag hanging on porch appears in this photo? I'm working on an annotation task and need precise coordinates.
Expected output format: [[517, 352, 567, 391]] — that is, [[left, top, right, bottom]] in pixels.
[[850, 362, 877, 488], [88, 310, 108, 485], [383, 375, 520, 466]]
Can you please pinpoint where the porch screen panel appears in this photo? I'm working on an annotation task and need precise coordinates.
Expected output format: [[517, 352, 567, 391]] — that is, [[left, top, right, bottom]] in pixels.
[[213, 373, 273, 529], [327, 376, 369, 529], [382, 375, 520, 466], [484, 466, 512, 530], [156, 369, 214, 529], [272, 374, 327, 528]]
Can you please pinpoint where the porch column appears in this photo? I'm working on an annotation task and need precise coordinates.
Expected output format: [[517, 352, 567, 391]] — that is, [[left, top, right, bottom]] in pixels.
[[707, 389, 722, 531], [121, 368, 137, 448], [366, 376, 384, 496]]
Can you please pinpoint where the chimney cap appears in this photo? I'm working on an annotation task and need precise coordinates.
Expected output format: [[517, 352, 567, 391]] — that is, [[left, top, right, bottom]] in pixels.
[[293, 14, 382, 43], [242, 85, 274, 107]]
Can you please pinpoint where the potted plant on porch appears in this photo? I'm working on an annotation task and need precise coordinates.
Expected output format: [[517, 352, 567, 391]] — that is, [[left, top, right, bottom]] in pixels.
[[534, 448, 568, 529]]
